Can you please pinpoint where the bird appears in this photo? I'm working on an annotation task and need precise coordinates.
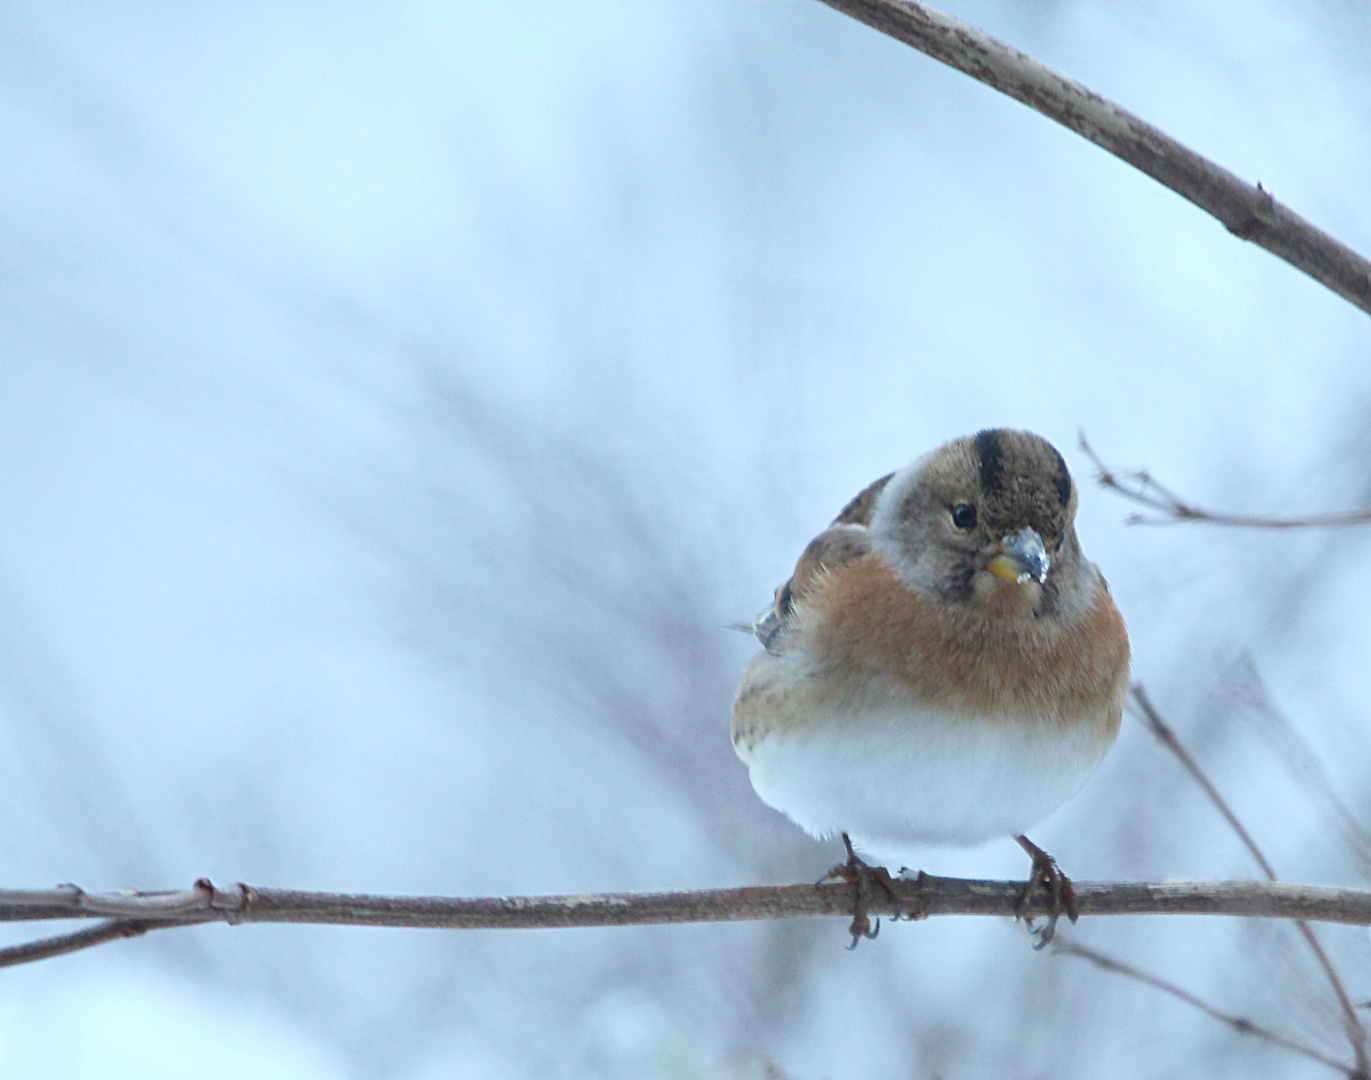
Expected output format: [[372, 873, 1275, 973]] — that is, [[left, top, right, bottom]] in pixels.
[[731, 429, 1130, 945]]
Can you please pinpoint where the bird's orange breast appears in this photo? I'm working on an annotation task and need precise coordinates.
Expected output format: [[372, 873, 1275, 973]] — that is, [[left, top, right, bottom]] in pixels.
[[794, 553, 1130, 726]]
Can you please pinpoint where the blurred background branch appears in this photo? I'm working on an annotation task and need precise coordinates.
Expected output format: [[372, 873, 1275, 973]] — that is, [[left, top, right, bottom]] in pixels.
[[1053, 936, 1360, 1077], [1130, 684, 1369, 1073], [1081, 435, 1371, 527]]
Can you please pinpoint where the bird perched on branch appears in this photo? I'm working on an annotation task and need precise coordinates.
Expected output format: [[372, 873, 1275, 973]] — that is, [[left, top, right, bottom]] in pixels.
[[731, 429, 1130, 945]]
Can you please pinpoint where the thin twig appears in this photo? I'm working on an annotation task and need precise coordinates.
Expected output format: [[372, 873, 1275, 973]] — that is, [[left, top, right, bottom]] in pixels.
[[1130, 685, 1370, 1076], [1220, 654, 1371, 879], [817, 0, 1371, 316], [0, 919, 156, 969], [1078, 434, 1371, 528], [1054, 937, 1356, 1077], [1129, 687, 1276, 878]]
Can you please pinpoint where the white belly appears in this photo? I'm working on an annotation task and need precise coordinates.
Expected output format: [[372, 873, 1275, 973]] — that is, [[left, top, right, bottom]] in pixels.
[[739, 707, 1114, 859]]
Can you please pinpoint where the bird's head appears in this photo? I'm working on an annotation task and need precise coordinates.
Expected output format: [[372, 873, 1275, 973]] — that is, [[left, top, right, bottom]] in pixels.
[[869, 428, 1093, 621]]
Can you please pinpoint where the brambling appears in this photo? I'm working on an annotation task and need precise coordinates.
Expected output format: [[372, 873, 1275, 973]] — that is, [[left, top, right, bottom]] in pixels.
[[732, 429, 1130, 943]]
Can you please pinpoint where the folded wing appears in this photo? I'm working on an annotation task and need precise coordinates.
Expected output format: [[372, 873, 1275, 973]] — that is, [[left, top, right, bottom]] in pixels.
[[751, 472, 894, 654]]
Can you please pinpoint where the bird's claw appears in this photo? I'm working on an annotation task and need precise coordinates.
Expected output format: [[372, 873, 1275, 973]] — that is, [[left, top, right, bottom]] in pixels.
[[821, 833, 901, 949], [846, 914, 880, 950], [1014, 835, 1078, 948]]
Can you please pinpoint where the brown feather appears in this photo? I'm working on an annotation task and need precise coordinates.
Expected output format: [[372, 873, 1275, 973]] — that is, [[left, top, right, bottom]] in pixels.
[[753, 473, 893, 652], [793, 552, 1129, 727], [832, 473, 895, 526]]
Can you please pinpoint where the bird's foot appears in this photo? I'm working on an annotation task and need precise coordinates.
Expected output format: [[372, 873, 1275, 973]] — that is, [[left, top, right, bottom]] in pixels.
[[1014, 834, 1079, 948], [820, 833, 900, 949]]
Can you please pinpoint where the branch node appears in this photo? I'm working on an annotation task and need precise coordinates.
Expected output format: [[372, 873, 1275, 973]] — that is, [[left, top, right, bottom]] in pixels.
[[194, 878, 253, 924], [1228, 183, 1278, 241]]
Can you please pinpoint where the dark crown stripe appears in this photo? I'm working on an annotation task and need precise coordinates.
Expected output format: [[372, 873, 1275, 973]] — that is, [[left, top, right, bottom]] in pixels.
[[974, 428, 1004, 493], [1052, 447, 1072, 506]]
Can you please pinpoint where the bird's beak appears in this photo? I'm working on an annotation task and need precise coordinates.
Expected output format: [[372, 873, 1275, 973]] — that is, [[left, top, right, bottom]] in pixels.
[[986, 528, 1050, 585]]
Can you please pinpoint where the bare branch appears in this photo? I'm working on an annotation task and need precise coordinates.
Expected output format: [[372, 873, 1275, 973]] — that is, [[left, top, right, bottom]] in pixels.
[[1079, 434, 1371, 528], [1219, 654, 1371, 879], [1054, 937, 1358, 1077], [0, 877, 1370, 955], [818, 0, 1371, 316], [0, 919, 157, 969], [1129, 686, 1276, 878], [1130, 685, 1370, 1075]]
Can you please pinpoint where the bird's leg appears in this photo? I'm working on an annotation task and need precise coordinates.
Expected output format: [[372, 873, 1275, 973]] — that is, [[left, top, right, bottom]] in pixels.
[[820, 833, 901, 949], [1013, 834, 1079, 948]]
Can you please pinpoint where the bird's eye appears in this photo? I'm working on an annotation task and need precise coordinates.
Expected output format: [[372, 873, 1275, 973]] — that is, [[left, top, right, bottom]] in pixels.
[[951, 504, 977, 530]]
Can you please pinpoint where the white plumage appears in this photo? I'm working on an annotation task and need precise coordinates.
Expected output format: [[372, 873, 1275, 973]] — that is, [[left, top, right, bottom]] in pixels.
[[737, 687, 1116, 861]]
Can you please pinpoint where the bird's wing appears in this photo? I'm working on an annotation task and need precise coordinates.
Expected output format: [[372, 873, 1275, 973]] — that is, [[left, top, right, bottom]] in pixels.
[[751, 473, 894, 654], [831, 471, 894, 527]]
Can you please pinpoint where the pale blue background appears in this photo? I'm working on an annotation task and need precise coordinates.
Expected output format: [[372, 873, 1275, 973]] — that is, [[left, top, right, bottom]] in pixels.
[[1, 2, 1369, 1077]]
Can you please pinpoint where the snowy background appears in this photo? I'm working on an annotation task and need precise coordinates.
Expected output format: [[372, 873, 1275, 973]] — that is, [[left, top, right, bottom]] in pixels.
[[2, 1, 1370, 1077]]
